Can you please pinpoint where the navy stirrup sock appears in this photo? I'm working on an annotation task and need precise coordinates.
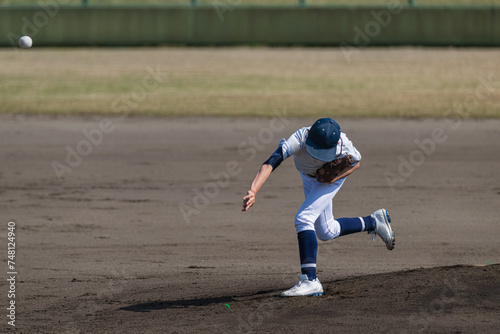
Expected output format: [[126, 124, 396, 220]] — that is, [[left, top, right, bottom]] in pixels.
[[296, 216, 375, 280], [297, 230, 318, 281], [337, 215, 375, 236]]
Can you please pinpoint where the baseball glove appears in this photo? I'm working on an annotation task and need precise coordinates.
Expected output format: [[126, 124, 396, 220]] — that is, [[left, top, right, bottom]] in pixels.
[[315, 155, 353, 183]]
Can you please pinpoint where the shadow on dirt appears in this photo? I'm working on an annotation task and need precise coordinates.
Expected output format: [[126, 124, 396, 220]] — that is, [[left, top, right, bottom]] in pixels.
[[120, 288, 281, 312], [120, 296, 237, 312]]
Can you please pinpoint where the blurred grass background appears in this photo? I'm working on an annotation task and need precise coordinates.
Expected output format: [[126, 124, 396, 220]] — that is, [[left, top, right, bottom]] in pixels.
[[1, 47, 499, 118], [2, 0, 500, 6]]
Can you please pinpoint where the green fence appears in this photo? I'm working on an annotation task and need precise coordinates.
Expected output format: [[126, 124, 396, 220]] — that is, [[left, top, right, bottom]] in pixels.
[[3, 1, 500, 5], [1, 5, 499, 47]]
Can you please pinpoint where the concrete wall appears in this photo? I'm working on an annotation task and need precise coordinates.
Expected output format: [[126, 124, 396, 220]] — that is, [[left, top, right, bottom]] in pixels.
[[1, 5, 499, 47]]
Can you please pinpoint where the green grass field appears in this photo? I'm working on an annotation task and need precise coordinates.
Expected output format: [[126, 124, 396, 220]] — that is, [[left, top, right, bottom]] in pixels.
[[1, 47, 499, 118], [2, 0, 500, 6]]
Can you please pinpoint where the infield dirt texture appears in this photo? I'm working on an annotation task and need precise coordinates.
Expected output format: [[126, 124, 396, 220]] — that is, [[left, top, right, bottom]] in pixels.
[[1, 116, 499, 333]]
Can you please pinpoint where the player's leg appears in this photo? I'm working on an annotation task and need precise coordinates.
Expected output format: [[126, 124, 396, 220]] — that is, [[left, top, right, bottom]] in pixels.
[[282, 175, 340, 297], [314, 207, 376, 240], [294, 175, 346, 279], [294, 176, 345, 236], [308, 175, 394, 248], [313, 188, 340, 241], [315, 205, 395, 250]]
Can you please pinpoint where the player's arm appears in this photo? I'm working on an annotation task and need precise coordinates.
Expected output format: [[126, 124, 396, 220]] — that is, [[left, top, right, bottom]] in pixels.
[[242, 143, 285, 212], [330, 162, 360, 183], [242, 164, 273, 211]]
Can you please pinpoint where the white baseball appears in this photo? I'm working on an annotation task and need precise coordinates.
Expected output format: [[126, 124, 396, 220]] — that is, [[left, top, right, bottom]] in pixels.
[[19, 36, 33, 49]]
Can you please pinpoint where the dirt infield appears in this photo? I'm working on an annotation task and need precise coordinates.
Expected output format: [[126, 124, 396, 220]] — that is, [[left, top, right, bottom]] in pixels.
[[1, 116, 499, 333]]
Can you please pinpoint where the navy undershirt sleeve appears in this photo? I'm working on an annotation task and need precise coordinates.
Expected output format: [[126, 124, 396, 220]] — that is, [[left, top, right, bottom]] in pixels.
[[263, 145, 284, 171]]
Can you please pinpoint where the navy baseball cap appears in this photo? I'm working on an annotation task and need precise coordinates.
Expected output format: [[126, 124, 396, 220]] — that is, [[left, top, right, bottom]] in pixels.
[[305, 118, 341, 162]]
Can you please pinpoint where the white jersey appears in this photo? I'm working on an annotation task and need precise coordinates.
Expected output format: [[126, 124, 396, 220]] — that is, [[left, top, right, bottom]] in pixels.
[[281, 127, 361, 175]]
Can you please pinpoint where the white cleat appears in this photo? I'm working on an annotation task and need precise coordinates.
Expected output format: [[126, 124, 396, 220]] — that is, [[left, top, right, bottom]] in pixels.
[[370, 208, 395, 250], [281, 274, 323, 297]]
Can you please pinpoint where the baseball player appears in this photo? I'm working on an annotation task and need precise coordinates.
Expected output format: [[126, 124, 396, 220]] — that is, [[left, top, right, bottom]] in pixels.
[[242, 118, 395, 297]]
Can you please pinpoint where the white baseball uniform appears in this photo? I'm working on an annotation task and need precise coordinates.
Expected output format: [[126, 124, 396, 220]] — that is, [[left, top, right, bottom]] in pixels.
[[280, 127, 362, 239]]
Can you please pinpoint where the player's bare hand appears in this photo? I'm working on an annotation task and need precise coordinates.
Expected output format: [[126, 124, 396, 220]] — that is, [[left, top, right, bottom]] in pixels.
[[242, 190, 256, 211]]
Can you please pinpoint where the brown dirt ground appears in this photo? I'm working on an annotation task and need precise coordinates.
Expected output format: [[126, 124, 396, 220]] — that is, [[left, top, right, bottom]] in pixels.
[[1, 116, 499, 333]]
